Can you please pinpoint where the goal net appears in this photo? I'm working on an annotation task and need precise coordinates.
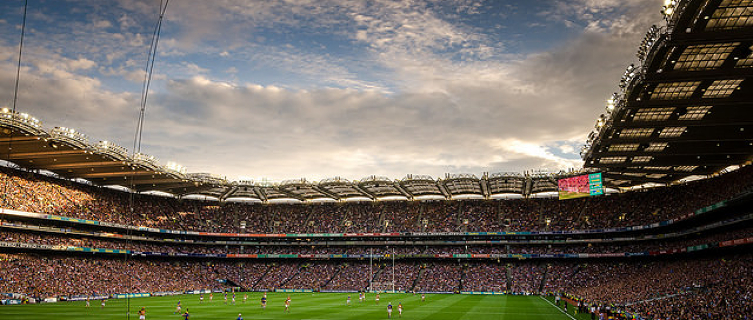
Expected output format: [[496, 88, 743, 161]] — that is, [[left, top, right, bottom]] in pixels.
[[369, 281, 395, 293]]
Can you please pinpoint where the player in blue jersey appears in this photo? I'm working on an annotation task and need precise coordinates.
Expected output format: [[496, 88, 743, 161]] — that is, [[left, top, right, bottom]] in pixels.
[[387, 302, 393, 319]]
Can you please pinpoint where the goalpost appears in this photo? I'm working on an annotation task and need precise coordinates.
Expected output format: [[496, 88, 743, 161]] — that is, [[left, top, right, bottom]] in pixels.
[[368, 247, 397, 293]]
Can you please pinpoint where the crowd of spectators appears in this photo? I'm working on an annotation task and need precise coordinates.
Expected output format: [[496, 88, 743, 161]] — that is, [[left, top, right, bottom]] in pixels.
[[1, 251, 751, 320], [2, 223, 751, 257], [626, 257, 752, 320], [2, 165, 753, 319], [510, 262, 545, 293], [414, 263, 461, 292], [251, 262, 299, 291], [374, 262, 420, 292], [462, 263, 507, 292], [2, 165, 753, 234], [544, 255, 753, 320], [322, 263, 375, 291], [0, 254, 225, 297], [279, 263, 337, 289]]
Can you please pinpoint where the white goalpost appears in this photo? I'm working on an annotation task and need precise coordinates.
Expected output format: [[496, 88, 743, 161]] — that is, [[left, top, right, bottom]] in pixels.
[[368, 247, 397, 293]]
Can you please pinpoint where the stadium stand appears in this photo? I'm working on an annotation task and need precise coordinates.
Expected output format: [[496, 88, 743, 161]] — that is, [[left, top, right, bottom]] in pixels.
[[1, 0, 753, 319], [3, 164, 753, 234], [1, 164, 752, 320]]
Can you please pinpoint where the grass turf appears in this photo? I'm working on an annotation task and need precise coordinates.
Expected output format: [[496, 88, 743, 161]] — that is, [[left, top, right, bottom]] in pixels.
[[0, 293, 594, 320]]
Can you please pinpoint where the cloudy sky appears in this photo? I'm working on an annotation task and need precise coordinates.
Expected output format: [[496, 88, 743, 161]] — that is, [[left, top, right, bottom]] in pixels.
[[0, 0, 664, 182]]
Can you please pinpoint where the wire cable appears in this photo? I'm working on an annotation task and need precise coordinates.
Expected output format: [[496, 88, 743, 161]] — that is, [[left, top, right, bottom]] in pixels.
[[126, 1, 170, 319], [3, 0, 28, 212]]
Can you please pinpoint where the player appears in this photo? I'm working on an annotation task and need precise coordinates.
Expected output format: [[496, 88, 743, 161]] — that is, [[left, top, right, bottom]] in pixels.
[[224, 292, 228, 305], [421, 293, 425, 302], [398, 302, 402, 318], [175, 300, 182, 314], [85, 297, 90, 308], [261, 294, 267, 309], [359, 291, 364, 303], [387, 302, 393, 319], [375, 293, 380, 305], [101, 298, 106, 309], [138, 307, 146, 320], [285, 296, 291, 312], [182, 309, 190, 320], [200, 293, 204, 304], [236, 313, 243, 320], [347, 295, 351, 306], [243, 294, 248, 304], [232, 293, 236, 305], [209, 293, 213, 301]]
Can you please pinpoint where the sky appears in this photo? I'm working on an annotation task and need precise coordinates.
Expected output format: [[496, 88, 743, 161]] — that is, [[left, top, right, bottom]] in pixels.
[[0, 0, 665, 183]]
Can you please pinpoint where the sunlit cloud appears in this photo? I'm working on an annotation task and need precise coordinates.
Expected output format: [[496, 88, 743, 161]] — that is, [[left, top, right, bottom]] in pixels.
[[0, 0, 664, 182]]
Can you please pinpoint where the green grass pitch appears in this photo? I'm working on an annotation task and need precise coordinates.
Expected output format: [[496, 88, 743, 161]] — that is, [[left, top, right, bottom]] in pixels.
[[0, 293, 594, 320]]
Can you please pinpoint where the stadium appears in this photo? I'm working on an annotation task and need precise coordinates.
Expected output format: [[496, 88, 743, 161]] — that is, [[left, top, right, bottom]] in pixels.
[[1, 0, 753, 319]]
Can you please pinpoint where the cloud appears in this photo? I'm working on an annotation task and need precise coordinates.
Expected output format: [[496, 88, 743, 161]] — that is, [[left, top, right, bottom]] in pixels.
[[128, 74, 593, 180], [0, 0, 666, 183], [488, 138, 583, 170], [0, 58, 138, 148], [67, 58, 97, 71], [543, 0, 663, 31], [100, 66, 146, 83]]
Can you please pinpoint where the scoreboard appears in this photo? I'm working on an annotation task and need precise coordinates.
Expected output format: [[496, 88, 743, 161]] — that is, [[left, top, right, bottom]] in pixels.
[[557, 173, 604, 200]]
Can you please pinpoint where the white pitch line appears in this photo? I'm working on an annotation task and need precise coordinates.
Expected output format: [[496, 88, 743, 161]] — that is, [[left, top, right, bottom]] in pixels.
[[539, 296, 577, 320]]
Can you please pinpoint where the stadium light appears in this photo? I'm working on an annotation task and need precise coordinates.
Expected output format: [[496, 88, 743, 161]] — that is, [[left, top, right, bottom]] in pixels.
[[637, 25, 660, 62], [166, 161, 187, 174], [595, 115, 606, 129], [619, 64, 639, 89], [661, 0, 677, 16]]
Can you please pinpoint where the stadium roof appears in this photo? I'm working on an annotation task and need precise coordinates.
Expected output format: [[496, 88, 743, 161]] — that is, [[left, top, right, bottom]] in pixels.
[[581, 0, 753, 187], [0, 113, 585, 201]]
